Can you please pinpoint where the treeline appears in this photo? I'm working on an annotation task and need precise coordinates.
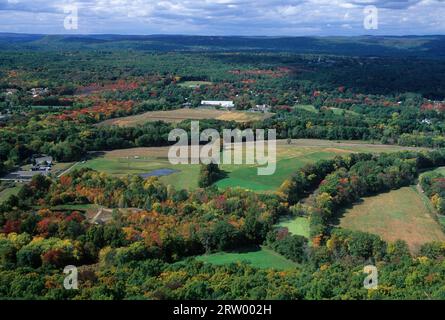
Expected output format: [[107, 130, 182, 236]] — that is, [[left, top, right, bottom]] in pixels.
[[0, 120, 173, 171], [198, 164, 225, 188], [420, 171, 445, 215], [3, 218, 445, 299], [265, 106, 445, 148], [399, 133, 445, 148], [279, 153, 374, 205], [0, 118, 242, 173]]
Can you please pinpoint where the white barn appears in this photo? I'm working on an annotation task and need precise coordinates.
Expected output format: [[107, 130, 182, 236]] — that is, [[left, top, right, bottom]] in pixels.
[[201, 100, 235, 109]]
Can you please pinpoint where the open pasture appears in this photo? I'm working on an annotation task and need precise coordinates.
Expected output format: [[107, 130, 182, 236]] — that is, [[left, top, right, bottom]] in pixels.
[[294, 104, 318, 113], [339, 186, 445, 252], [97, 108, 272, 127], [77, 147, 201, 190], [216, 139, 426, 192], [74, 139, 426, 192], [195, 246, 297, 270], [0, 183, 23, 204], [277, 216, 310, 238]]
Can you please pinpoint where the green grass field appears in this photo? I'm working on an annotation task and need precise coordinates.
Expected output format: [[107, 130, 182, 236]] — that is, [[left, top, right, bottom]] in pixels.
[[432, 167, 445, 175], [0, 184, 22, 204], [294, 104, 318, 113], [329, 107, 359, 116], [77, 156, 200, 190], [339, 186, 445, 252], [216, 140, 420, 192], [277, 217, 310, 238], [70, 140, 425, 192], [196, 246, 297, 270], [217, 150, 338, 192]]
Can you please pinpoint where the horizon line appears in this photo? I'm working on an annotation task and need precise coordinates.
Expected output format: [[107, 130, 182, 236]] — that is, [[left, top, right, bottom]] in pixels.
[[0, 32, 444, 38]]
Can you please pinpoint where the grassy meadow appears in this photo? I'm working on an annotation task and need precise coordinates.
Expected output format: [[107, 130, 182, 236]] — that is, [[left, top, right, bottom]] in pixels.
[[216, 139, 424, 192], [277, 216, 310, 238], [76, 149, 201, 190], [97, 108, 272, 127], [73, 140, 426, 192], [294, 104, 319, 113], [195, 246, 297, 270], [339, 186, 445, 252], [0, 183, 23, 204], [432, 167, 445, 175]]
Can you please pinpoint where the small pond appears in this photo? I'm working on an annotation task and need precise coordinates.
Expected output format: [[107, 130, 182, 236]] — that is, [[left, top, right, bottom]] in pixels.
[[139, 168, 179, 179]]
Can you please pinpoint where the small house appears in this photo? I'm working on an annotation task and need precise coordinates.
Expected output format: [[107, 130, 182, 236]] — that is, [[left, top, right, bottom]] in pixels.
[[34, 156, 53, 167]]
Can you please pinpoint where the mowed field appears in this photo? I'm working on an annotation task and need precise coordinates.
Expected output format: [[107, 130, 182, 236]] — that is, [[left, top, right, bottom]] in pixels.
[[277, 217, 310, 238], [74, 140, 426, 192], [97, 108, 273, 127], [195, 246, 297, 270], [294, 104, 319, 113], [77, 148, 201, 190], [339, 186, 445, 252], [216, 139, 426, 192], [432, 167, 445, 175], [0, 183, 23, 204]]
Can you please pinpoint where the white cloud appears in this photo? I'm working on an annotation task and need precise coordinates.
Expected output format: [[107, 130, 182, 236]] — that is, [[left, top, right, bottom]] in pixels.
[[0, 0, 443, 35]]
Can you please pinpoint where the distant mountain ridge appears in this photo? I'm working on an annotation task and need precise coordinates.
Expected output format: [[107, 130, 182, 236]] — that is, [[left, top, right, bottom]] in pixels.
[[0, 33, 444, 57]]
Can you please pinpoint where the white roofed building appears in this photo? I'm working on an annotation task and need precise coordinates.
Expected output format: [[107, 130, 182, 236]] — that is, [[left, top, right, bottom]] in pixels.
[[201, 100, 235, 109]]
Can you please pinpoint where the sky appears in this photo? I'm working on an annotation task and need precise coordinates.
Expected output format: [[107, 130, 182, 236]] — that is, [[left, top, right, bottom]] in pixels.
[[0, 0, 444, 36]]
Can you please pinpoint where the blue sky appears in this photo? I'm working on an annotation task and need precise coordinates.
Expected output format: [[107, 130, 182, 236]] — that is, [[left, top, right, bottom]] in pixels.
[[0, 0, 444, 35]]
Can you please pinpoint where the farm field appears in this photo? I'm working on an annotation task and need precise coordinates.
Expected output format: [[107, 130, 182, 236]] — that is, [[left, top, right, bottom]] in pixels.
[[277, 216, 310, 238], [73, 140, 427, 192], [0, 183, 22, 204], [76, 149, 201, 190], [216, 139, 427, 192], [97, 108, 273, 127], [339, 186, 445, 252], [195, 246, 297, 270], [294, 104, 318, 113], [328, 107, 359, 116], [432, 167, 445, 175]]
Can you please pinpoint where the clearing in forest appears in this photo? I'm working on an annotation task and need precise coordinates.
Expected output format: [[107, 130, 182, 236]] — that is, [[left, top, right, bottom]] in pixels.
[[195, 246, 297, 270], [277, 217, 310, 238], [339, 186, 445, 252], [216, 139, 426, 192], [97, 108, 272, 127]]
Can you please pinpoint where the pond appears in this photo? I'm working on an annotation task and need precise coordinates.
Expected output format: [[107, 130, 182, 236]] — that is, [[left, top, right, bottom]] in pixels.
[[139, 168, 180, 179]]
